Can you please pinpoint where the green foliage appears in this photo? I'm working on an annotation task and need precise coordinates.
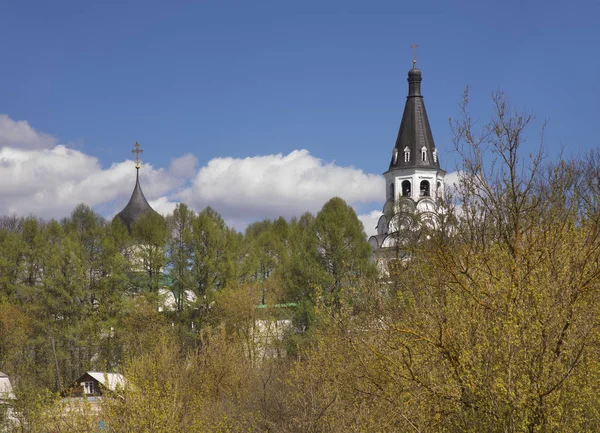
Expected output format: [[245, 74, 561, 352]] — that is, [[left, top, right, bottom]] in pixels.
[[0, 207, 131, 394], [102, 328, 261, 433], [190, 207, 238, 299], [130, 212, 168, 292], [0, 194, 380, 430], [243, 217, 291, 304], [310, 197, 375, 306], [166, 203, 194, 311]]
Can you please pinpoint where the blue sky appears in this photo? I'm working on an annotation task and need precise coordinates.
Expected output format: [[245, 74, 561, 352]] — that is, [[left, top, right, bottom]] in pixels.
[[1, 0, 599, 232]]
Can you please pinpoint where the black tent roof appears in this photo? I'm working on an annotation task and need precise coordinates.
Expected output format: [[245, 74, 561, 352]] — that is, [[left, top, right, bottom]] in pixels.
[[388, 64, 440, 171]]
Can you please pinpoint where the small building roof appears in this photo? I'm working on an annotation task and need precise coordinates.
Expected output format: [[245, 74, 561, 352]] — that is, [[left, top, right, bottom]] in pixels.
[[84, 372, 126, 392]]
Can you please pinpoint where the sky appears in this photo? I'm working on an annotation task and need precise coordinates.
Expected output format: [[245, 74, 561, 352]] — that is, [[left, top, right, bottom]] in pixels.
[[1, 0, 599, 235]]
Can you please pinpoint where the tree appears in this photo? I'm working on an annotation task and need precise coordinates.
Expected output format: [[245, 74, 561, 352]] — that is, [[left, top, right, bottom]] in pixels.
[[166, 203, 195, 311], [309, 197, 375, 308], [190, 207, 237, 299], [243, 217, 290, 304], [65, 204, 105, 306], [102, 325, 260, 432], [0, 227, 26, 300], [130, 212, 167, 292]]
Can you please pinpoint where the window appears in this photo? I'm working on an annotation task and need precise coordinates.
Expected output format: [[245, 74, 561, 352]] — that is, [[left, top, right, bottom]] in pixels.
[[421, 146, 427, 162], [392, 148, 398, 164], [402, 180, 411, 197], [432, 147, 438, 163], [420, 180, 430, 197], [82, 381, 95, 395], [389, 183, 395, 200], [404, 147, 410, 162]]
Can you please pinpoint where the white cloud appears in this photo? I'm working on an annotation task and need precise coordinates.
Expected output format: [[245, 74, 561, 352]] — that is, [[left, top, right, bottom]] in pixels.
[[0, 114, 57, 149], [179, 149, 384, 223], [0, 144, 183, 218], [445, 170, 460, 189], [169, 153, 198, 178], [0, 115, 386, 228], [149, 196, 178, 217], [357, 209, 382, 238]]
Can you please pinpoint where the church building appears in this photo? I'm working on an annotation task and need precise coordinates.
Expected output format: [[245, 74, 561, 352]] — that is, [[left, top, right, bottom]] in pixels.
[[369, 57, 446, 255]]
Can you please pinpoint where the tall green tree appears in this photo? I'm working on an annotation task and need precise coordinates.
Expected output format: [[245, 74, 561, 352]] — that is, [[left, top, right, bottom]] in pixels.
[[309, 197, 375, 307], [130, 212, 168, 292], [166, 203, 195, 311], [65, 204, 105, 306], [190, 207, 237, 300], [0, 226, 26, 300], [243, 217, 290, 304]]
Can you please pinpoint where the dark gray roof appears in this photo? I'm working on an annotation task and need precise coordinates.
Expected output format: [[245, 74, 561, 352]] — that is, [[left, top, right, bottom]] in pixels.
[[388, 65, 440, 171], [114, 169, 161, 230]]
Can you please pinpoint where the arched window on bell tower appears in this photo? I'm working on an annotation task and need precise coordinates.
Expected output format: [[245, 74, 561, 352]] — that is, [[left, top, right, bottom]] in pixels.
[[432, 147, 438, 163], [402, 180, 411, 197], [389, 183, 395, 200], [420, 180, 430, 197], [404, 147, 410, 162], [421, 146, 427, 162]]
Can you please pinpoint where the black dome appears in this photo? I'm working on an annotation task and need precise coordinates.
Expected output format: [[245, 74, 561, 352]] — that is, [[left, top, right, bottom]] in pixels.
[[114, 170, 162, 230], [408, 67, 422, 80]]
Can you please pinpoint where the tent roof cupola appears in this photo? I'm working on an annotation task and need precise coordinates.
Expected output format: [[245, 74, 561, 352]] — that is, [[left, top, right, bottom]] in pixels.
[[114, 142, 161, 230], [388, 53, 440, 171]]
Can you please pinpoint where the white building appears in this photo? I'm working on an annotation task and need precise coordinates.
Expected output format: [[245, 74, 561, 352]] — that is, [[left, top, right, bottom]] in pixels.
[[0, 371, 17, 430], [0, 371, 15, 403]]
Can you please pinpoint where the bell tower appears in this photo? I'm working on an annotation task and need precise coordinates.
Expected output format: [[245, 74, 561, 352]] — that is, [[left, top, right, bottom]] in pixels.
[[369, 54, 446, 253]]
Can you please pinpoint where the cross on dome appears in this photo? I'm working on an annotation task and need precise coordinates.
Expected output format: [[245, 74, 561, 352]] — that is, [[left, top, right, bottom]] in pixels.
[[132, 141, 144, 169], [410, 43, 418, 67]]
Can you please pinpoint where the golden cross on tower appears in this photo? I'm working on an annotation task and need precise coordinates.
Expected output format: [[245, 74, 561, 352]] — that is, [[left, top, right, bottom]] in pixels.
[[132, 141, 144, 169], [410, 43, 419, 66]]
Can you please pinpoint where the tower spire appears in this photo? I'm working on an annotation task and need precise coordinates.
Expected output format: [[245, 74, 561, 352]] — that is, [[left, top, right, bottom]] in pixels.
[[388, 56, 438, 170]]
